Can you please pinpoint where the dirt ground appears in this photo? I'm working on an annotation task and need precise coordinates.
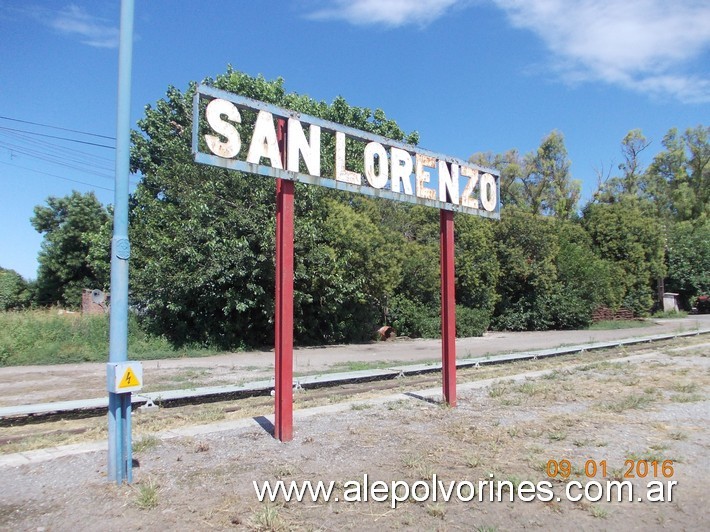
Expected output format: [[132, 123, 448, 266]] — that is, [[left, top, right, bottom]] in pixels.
[[1, 337, 708, 531]]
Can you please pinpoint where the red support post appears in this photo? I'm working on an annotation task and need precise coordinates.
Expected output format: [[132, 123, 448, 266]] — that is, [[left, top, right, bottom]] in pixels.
[[275, 119, 294, 441], [440, 209, 456, 406]]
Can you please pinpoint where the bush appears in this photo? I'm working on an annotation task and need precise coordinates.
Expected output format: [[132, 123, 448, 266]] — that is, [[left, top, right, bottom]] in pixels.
[[0, 268, 33, 310], [455, 305, 490, 337], [492, 290, 591, 331], [537, 290, 592, 330], [492, 304, 533, 331], [389, 296, 440, 338]]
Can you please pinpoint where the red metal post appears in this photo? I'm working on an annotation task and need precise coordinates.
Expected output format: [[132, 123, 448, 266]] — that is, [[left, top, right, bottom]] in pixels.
[[275, 119, 294, 441], [440, 209, 456, 406]]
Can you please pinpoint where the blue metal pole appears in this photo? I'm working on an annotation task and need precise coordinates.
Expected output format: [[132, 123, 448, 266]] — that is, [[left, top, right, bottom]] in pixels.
[[108, 0, 135, 484]]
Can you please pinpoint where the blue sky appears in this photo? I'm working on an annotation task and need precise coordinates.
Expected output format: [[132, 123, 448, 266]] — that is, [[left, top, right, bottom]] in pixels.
[[1, 0, 708, 280]]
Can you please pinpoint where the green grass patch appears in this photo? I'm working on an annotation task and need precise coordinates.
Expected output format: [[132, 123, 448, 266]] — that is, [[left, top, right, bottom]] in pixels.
[[652, 310, 688, 319], [603, 393, 655, 413], [134, 478, 160, 510], [588, 320, 651, 330], [0, 310, 217, 366], [329, 360, 396, 372]]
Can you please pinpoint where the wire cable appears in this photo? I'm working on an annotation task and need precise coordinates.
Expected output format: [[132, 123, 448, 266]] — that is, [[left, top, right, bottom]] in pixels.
[[0, 126, 115, 149], [0, 115, 115, 140], [0, 161, 114, 192]]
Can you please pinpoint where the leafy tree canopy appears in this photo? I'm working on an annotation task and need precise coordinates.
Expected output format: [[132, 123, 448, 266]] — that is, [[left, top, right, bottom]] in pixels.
[[0, 267, 33, 311], [31, 191, 109, 308]]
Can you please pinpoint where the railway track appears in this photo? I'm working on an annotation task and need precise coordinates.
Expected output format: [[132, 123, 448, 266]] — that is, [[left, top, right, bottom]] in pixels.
[[1, 331, 708, 454]]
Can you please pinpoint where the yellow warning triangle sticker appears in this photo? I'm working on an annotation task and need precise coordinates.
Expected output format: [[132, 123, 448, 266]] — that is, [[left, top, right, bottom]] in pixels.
[[118, 367, 140, 388]]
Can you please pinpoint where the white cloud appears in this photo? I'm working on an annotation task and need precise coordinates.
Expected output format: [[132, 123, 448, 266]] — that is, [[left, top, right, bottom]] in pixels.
[[307, 0, 710, 102], [48, 4, 119, 49], [492, 0, 710, 103], [307, 0, 461, 27]]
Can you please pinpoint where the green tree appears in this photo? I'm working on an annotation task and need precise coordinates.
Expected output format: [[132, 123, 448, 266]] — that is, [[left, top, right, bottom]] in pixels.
[[525, 131, 580, 219], [595, 129, 651, 203], [555, 223, 625, 313], [646, 125, 710, 222], [492, 207, 560, 330], [666, 220, 710, 308], [469, 149, 525, 209], [129, 68, 419, 347], [472, 131, 579, 218], [31, 191, 109, 308], [0, 267, 33, 310], [582, 198, 666, 315]]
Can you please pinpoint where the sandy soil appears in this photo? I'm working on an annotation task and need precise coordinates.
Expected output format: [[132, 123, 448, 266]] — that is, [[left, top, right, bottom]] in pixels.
[[0, 339, 708, 531]]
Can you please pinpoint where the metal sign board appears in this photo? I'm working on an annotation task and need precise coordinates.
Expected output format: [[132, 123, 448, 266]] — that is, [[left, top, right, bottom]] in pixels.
[[107, 362, 143, 393], [192, 85, 501, 219]]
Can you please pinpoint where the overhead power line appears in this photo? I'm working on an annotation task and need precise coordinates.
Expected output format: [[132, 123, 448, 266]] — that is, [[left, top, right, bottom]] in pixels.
[[0, 126, 115, 149], [0, 161, 114, 192], [0, 115, 116, 140]]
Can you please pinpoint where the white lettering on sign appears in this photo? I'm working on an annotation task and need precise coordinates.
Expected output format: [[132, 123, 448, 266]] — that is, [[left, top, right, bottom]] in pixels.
[[287, 119, 320, 176], [335, 131, 361, 185], [390, 147, 414, 195], [460, 166, 479, 209], [364, 142, 388, 189], [247, 111, 282, 169], [415, 154, 437, 201], [205, 99, 241, 158], [438, 160, 459, 205], [196, 89, 500, 217], [480, 173, 497, 212]]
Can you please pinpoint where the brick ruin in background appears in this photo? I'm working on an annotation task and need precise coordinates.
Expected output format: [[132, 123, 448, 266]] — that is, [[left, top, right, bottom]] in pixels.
[[82, 289, 108, 314]]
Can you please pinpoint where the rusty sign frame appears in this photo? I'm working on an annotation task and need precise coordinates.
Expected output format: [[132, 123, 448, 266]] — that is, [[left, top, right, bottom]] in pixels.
[[192, 84, 501, 219]]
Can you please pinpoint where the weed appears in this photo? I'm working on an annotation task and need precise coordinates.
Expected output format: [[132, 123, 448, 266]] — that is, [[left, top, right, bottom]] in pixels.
[[133, 434, 160, 453], [195, 441, 210, 453], [402, 454, 435, 480], [573, 438, 593, 448], [273, 464, 296, 478], [426, 503, 446, 519], [589, 505, 609, 518], [517, 381, 542, 396], [500, 397, 523, 406], [488, 385, 506, 398], [387, 400, 408, 410], [249, 504, 287, 532], [603, 394, 654, 413], [626, 450, 667, 463], [464, 453, 483, 468], [194, 405, 226, 423], [505, 474, 524, 489], [670, 393, 703, 403], [548, 431, 567, 442], [135, 478, 159, 510], [608, 468, 625, 482], [673, 382, 698, 393], [669, 431, 687, 441]]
